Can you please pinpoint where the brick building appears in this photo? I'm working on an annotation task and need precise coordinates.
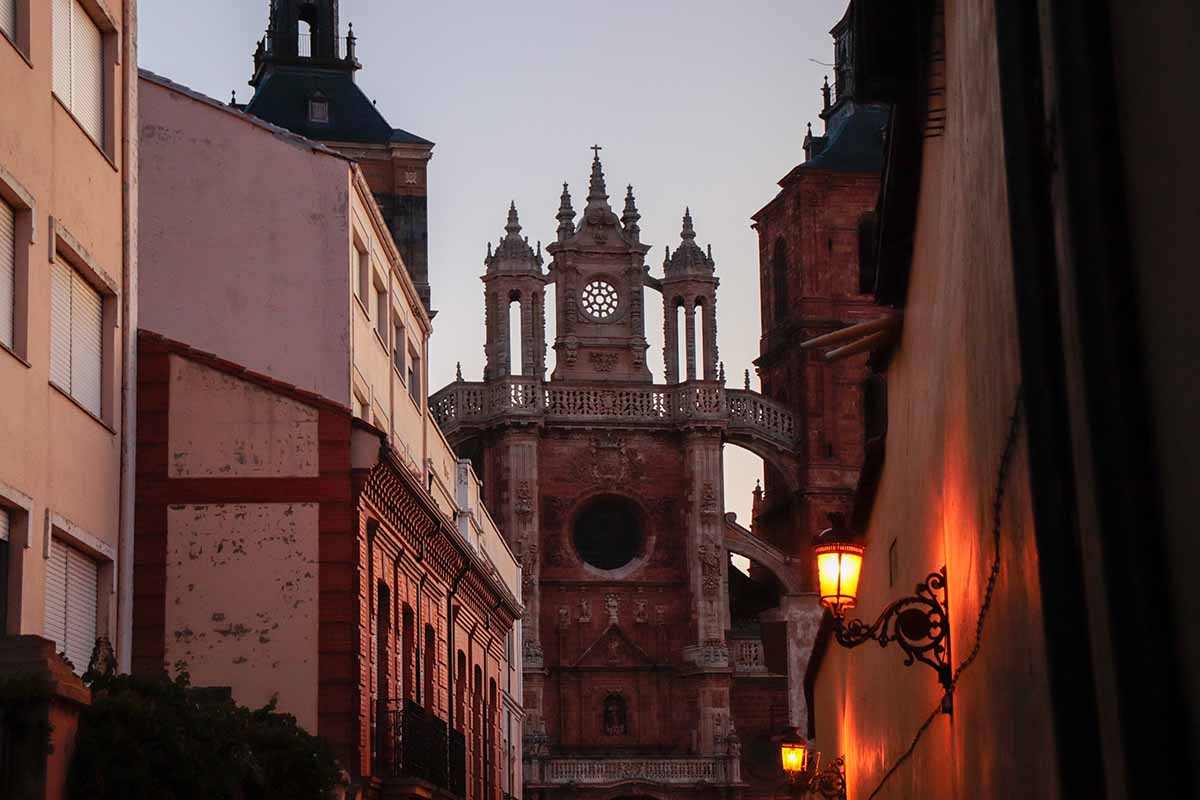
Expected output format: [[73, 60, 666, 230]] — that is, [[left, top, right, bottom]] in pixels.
[[242, 0, 436, 313], [749, 5, 887, 561], [135, 72, 523, 800], [432, 153, 812, 799]]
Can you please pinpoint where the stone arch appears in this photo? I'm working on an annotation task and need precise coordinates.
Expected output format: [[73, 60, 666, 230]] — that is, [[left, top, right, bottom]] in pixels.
[[723, 514, 804, 596], [721, 433, 799, 494]]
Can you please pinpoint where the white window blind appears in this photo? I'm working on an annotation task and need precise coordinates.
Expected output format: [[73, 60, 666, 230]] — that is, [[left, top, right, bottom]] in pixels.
[[0, 508, 9, 542], [50, 259, 104, 417], [0, 0, 16, 43], [52, 0, 105, 147], [44, 538, 99, 675], [0, 198, 14, 349]]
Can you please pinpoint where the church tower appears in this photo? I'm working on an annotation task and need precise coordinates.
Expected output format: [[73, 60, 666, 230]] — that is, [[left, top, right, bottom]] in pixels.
[[433, 150, 815, 800], [546, 149, 652, 382], [243, 0, 437, 312]]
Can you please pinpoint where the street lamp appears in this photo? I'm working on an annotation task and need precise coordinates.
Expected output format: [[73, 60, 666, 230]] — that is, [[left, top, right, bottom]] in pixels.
[[776, 730, 846, 800], [814, 514, 953, 705]]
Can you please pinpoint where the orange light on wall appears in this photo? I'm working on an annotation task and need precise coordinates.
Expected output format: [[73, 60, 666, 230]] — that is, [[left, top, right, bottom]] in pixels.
[[814, 515, 864, 616]]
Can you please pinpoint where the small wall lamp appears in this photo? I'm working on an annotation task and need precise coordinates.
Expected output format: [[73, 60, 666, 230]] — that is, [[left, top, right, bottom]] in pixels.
[[814, 514, 953, 708], [777, 730, 846, 800]]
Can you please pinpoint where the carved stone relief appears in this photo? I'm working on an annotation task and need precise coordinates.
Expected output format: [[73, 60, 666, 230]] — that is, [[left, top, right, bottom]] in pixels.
[[605, 593, 620, 624], [698, 541, 721, 597]]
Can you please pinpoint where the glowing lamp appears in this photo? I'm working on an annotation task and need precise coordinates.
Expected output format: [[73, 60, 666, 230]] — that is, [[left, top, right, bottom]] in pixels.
[[814, 515, 864, 616], [779, 731, 810, 777]]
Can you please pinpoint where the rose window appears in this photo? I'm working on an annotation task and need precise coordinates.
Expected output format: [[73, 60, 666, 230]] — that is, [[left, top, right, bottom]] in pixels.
[[581, 281, 620, 320]]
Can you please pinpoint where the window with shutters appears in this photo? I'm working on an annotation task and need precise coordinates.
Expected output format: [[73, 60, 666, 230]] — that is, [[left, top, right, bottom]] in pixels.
[[52, 0, 107, 149], [44, 537, 100, 674], [50, 259, 104, 419], [0, 198, 14, 351], [407, 349, 421, 405], [392, 319, 406, 376]]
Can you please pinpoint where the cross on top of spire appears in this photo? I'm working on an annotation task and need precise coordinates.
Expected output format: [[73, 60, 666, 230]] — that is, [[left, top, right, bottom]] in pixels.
[[591, 144, 603, 158], [587, 145, 609, 204]]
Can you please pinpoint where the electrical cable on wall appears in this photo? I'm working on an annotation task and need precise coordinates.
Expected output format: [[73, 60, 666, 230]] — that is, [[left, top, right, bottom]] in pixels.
[[866, 387, 1025, 800]]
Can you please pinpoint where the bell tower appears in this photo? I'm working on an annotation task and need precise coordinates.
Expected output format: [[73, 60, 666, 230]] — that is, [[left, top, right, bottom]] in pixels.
[[547, 150, 653, 382], [661, 209, 720, 384], [483, 203, 548, 381], [253, 0, 359, 79]]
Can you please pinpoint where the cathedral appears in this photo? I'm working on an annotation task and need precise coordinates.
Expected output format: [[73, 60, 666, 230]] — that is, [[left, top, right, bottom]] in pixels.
[[432, 153, 818, 800]]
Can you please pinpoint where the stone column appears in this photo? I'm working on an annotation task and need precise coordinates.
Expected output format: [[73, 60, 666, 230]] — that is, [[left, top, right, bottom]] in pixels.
[[703, 293, 720, 380], [682, 431, 733, 758], [664, 297, 679, 384], [763, 595, 825, 731], [684, 303, 698, 381]]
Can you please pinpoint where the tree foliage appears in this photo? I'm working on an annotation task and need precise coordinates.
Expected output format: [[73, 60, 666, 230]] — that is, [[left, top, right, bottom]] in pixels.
[[68, 671, 341, 800]]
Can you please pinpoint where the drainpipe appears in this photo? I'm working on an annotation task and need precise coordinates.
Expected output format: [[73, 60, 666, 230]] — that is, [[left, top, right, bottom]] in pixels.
[[115, 0, 139, 674]]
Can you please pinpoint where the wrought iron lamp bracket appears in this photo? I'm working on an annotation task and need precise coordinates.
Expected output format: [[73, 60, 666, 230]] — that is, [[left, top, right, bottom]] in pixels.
[[778, 756, 847, 800], [832, 567, 952, 696]]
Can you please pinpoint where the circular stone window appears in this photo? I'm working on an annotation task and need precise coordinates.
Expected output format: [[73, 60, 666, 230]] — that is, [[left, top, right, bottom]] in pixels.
[[573, 497, 643, 571], [581, 280, 620, 321]]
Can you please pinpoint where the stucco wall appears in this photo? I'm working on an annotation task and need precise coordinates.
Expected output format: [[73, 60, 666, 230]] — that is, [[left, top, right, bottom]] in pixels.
[[166, 502, 319, 728], [138, 75, 352, 406], [808, 2, 1060, 798], [0, 0, 130, 647]]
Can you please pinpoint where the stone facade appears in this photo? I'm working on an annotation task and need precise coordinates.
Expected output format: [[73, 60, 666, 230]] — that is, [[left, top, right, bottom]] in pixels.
[[433, 153, 815, 800]]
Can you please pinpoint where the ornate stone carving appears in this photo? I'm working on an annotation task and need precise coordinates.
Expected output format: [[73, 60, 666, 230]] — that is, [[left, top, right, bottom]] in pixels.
[[698, 541, 722, 597], [606, 637, 623, 664], [605, 593, 620, 624], [515, 480, 534, 519], [523, 639, 544, 669], [558, 606, 571, 628], [579, 598, 592, 624], [589, 352, 618, 372], [634, 599, 648, 624], [700, 482, 720, 517]]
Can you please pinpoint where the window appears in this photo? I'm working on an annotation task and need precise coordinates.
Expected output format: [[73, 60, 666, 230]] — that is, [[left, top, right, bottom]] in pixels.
[[353, 244, 369, 307], [374, 275, 388, 343], [0, 508, 10, 633], [423, 624, 435, 708], [772, 238, 790, 324], [0, 0, 15, 45], [602, 693, 629, 735], [407, 349, 420, 405], [308, 96, 328, 124], [0, 198, 14, 350], [573, 496, 643, 571], [392, 319, 406, 374], [53, 0, 106, 147], [50, 259, 103, 418], [44, 537, 100, 674]]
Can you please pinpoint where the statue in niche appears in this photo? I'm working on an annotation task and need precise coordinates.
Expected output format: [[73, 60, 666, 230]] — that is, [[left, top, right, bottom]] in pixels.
[[605, 593, 620, 624], [603, 694, 628, 736]]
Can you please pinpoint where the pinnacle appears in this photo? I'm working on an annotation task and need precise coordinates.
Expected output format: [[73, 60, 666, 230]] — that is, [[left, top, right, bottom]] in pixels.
[[587, 149, 609, 204], [506, 201, 521, 236], [681, 207, 696, 240]]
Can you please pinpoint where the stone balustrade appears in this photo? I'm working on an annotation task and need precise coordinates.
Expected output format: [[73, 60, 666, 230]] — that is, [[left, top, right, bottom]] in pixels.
[[539, 757, 732, 786], [430, 380, 798, 455], [732, 638, 769, 674]]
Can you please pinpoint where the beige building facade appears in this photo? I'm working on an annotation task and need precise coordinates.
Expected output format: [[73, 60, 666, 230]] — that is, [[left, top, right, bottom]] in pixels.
[[0, 0, 138, 673]]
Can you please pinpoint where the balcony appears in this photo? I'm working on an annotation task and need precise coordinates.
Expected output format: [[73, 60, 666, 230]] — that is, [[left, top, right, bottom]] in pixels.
[[380, 700, 466, 796]]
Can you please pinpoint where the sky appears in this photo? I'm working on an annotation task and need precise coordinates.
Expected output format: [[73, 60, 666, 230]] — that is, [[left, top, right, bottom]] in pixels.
[[138, 0, 849, 528]]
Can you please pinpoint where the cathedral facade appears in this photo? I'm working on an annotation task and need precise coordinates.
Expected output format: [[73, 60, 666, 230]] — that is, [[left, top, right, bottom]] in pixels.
[[433, 153, 816, 800]]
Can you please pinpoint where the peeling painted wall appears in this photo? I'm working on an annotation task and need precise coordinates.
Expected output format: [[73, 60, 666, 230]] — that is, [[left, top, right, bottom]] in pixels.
[[168, 357, 319, 478], [165, 502, 319, 729]]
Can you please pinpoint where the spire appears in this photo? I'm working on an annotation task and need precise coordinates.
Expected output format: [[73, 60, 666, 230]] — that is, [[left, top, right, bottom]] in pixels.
[[664, 208, 715, 277], [506, 201, 521, 237], [681, 207, 696, 241], [487, 202, 541, 275], [556, 182, 576, 242], [622, 184, 641, 238], [587, 145, 609, 207], [822, 75, 832, 113]]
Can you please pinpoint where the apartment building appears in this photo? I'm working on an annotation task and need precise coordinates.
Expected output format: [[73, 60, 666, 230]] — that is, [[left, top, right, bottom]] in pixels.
[[135, 71, 522, 799], [0, 0, 138, 673]]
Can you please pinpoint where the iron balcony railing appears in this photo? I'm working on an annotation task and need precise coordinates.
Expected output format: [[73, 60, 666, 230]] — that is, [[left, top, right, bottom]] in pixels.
[[382, 700, 466, 794]]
